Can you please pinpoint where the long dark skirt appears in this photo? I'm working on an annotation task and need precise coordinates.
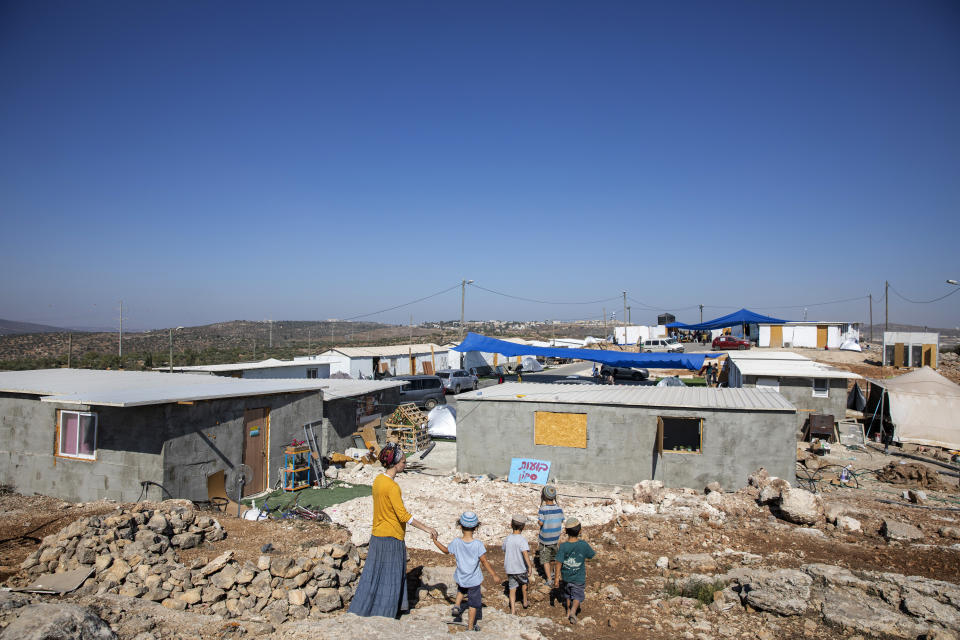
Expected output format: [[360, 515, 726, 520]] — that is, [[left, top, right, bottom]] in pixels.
[[348, 535, 409, 618]]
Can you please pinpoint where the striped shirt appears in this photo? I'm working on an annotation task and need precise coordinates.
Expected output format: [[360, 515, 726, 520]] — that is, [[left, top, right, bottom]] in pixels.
[[538, 504, 565, 545]]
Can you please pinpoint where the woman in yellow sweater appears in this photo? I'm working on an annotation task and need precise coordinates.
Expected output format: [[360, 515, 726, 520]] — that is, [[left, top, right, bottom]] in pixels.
[[348, 442, 437, 618]]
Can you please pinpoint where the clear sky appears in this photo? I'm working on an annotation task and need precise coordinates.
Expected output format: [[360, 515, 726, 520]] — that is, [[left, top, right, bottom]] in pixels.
[[2, 1, 958, 331]]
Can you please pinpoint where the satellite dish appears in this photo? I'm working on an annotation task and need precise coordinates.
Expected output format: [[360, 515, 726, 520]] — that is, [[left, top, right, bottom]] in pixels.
[[226, 464, 253, 502]]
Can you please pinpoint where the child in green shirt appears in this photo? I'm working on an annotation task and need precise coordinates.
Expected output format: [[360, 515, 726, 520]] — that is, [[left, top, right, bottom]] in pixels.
[[553, 516, 596, 625]]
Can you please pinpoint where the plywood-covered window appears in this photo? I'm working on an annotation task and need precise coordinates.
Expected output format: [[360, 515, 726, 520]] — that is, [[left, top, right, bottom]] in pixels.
[[534, 411, 587, 448], [658, 416, 702, 454]]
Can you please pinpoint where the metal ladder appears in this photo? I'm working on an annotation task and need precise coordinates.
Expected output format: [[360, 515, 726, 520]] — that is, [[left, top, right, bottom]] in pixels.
[[303, 422, 327, 488]]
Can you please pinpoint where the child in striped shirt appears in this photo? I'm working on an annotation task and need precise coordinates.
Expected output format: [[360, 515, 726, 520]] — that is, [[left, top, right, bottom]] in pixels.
[[537, 485, 564, 585]]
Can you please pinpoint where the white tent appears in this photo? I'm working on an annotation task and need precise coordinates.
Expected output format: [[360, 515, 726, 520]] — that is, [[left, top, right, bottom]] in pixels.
[[521, 357, 543, 372], [867, 367, 960, 450], [427, 405, 457, 439]]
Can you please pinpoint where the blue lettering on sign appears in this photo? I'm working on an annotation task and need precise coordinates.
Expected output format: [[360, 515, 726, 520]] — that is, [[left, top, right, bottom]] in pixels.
[[249, 429, 260, 437], [508, 458, 551, 485]]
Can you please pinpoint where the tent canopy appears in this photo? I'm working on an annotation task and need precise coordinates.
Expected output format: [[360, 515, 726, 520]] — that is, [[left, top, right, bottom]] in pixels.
[[665, 322, 688, 328], [868, 367, 960, 450], [453, 332, 719, 370], [679, 308, 787, 331]]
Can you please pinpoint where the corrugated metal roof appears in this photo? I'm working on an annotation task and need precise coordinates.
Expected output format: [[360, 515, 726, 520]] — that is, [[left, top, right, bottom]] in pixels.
[[728, 355, 861, 380], [323, 344, 447, 358], [0, 369, 402, 407], [456, 382, 795, 411], [162, 356, 340, 373]]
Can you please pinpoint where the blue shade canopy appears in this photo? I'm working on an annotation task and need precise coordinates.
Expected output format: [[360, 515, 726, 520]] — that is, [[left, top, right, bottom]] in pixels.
[[679, 308, 787, 331], [452, 333, 719, 370], [665, 322, 688, 328]]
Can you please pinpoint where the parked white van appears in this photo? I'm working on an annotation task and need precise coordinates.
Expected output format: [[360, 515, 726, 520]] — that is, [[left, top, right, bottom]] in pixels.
[[642, 337, 684, 353]]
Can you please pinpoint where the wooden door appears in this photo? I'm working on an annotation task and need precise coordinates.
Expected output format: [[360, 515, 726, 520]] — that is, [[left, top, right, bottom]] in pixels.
[[894, 343, 905, 367], [816, 325, 828, 348], [922, 344, 935, 368], [769, 325, 783, 348], [243, 408, 268, 495]]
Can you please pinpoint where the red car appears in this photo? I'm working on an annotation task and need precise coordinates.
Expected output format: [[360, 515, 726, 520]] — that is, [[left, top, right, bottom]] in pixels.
[[712, 335, 751, 350]]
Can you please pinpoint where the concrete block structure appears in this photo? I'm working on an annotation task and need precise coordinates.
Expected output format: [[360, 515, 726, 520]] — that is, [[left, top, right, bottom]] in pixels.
[[726, 351, 860, 435], [0, 369, 402, 503], [318, 344, 449, 379], [456, 383, 797, 490], [757, 321, 857, 350]]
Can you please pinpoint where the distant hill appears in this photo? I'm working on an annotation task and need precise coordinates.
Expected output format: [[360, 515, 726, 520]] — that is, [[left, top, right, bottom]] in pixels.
[[0, 318, 68, 336]]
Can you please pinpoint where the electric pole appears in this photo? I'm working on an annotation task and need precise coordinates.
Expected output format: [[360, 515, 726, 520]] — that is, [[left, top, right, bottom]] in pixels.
[[603, 307, 607, 338], [460, 279, 473, 340], [869, 294, 873, 342], [118, 300, 123, 358], [699, 304, 704, 324], [268, 319, 273, 349], [168, 328, 173, 372], [623, 292, 627, 344], [67, 332, 72, 368], [885, 280, 889, 333], [627, 306, 631, 324]]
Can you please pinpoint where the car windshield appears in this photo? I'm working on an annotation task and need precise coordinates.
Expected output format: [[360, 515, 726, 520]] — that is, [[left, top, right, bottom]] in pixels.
[[665, 338, 678, 344], [437, 372, 450, 379]]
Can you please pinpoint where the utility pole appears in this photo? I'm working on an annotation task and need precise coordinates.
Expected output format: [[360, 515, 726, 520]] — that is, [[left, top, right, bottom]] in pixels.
[[268, 319, 273, 349], [168, 328, 173, 372], [699, 304, 704, 324], [118, 300, 123, 358], [627, 306, 631, 324], [603, 307, 607, 338], [623, 291, 627, 345], [460, 279, 473, 340], [869, 294, 873, 343], [885, 280, 889, 333], [67, 332, 72, 368]]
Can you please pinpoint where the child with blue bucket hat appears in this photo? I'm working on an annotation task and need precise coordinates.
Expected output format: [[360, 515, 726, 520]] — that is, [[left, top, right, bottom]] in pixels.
[[432, 511, 501, 631]]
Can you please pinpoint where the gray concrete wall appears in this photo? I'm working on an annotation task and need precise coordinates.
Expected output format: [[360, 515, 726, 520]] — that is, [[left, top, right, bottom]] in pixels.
[[0, 394, 166, 503], [744, 376, 846, 435], [321, 388, 401, 455], [0, 390, 324, 503], [455, 400, 796, 490]]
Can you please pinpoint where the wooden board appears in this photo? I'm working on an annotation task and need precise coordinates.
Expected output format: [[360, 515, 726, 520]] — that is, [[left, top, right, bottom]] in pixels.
[[534, 411, 587, 448], [243, 408, 268, 495], [894, 342, 905, 367], [816, 325, 828, 349], [769, 325, 783, 348], [922, 344, 936, 368]]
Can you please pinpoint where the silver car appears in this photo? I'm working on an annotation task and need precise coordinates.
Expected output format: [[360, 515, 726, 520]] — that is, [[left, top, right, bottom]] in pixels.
[[436, 369, 479, 394]]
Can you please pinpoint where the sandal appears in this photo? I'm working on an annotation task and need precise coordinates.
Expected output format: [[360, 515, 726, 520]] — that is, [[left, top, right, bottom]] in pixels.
[[568, 615, 578, 625]]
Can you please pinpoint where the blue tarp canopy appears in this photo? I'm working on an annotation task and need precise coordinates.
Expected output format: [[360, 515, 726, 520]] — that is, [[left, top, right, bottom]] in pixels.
[[677, 308, 787, 331], [453, 333, 719, 371], [665, 321, 688, 328]]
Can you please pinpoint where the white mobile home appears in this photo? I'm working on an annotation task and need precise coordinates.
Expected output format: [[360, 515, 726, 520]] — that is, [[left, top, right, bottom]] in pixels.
[[758, 322, 857, 349], [882, 332, 939, 368], [318, 344, 449, 379]]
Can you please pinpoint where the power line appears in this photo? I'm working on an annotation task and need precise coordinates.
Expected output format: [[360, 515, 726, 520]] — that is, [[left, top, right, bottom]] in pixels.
[[888, 283, 960, 305], [469, 283, 621, 305], [341, 283, 462, 321]]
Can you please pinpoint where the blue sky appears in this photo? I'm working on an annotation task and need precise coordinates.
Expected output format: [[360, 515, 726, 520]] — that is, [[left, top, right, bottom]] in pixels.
[[1, 1, 958, 331]]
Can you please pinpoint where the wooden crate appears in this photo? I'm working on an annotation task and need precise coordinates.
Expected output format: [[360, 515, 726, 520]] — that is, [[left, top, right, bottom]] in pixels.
[[384, 403, 429, 453]]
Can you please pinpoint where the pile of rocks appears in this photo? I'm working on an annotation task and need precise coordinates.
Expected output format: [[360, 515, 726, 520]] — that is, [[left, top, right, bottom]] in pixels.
[[9, 500, 364, 626], [703, 562, 960, 638]]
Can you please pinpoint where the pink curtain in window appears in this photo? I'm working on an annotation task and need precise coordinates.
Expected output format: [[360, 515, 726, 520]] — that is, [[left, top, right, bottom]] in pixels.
[[61, 413, 79, 455], [78, 414, 95, 455]]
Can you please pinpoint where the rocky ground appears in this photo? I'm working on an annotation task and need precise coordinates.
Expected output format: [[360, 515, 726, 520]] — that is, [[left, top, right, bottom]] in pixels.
[[1, 444, 959, 640]]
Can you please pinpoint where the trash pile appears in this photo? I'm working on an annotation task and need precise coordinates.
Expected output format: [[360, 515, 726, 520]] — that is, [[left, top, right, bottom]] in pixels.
[[9, 500, 365, 625]]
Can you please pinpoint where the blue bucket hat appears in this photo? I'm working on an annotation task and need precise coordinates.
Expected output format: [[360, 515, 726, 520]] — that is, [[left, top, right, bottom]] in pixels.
[[459, 511, 479, 528]]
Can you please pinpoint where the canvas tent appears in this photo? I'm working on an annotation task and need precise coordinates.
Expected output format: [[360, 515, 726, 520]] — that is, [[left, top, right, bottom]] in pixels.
[[865, 367, 960, 450]]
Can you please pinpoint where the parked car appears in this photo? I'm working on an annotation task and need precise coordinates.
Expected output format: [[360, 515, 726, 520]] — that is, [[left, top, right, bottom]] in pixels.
[[436, 369, 479, 394], [712, 335, 752, 350], [642, 337, 685, 353], [395, 375, 446, 409], [599, 366, 650, 381]]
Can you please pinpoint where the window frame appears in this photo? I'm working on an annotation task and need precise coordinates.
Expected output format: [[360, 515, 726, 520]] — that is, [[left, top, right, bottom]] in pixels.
[[306, 368, 318, 379], [56, 409, 98, 461], [812, 378, 829, 398], [657, 416, 703, 454]]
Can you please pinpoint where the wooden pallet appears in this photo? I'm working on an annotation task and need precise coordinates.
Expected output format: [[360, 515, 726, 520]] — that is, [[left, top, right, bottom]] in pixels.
[[386, 403, 427, 427]]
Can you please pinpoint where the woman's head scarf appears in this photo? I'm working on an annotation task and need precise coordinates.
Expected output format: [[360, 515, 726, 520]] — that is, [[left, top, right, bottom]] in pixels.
[[378, 442, 404, 468]]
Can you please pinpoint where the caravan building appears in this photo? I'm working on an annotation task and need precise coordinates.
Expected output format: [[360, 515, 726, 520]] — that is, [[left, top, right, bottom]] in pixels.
[[726, 351, 861, 434], [317, 343, 449, 379], [165, 356, 340, 379], [456, 383, 797, 489], [882, 332, 939, 368], [757, 321, 857, 349]]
